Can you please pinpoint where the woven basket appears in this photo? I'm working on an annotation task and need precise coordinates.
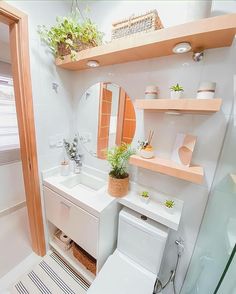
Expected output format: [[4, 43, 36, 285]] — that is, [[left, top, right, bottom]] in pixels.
[[111, 10, 163, 40], [108, 175, 129, 198], [72, 243, 97, 275]]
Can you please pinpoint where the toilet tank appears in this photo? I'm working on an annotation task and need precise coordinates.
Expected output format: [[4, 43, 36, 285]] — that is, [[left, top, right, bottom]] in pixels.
[[117, 207, 169, 275]]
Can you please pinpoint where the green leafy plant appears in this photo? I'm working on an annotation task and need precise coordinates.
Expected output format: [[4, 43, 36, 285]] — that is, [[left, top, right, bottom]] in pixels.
[[107, 143, 136, 179], [164, 199, 175, 208], [170, 83, 184, 92], [38, 12, 103, 60], [141, 191, 149, 198]]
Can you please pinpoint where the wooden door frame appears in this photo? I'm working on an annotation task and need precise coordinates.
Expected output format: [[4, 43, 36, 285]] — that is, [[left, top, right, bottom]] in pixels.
[[0, 2, 46, 256]]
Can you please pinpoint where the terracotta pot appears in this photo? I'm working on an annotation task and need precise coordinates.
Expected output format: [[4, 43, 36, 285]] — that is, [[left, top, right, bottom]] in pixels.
[[108, 175, 129, 198]]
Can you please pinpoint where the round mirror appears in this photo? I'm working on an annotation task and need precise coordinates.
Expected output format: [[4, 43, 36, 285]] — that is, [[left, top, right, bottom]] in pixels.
[[77, 82, 136, 159]]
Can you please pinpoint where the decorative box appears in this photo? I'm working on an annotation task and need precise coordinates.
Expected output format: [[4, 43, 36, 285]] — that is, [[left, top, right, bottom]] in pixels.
[[111, 10, 163, 40]]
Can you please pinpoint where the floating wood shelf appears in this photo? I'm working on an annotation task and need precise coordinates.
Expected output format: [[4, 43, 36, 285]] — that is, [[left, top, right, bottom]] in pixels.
[[129, 155, 204, 184], [56, 14, 236, 71], [135, 98, 222, 114]]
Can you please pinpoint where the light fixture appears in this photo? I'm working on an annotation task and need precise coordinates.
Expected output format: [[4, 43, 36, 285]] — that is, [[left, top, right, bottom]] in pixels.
[[86, 60, 100, 68], [172, 42, 192, 54]]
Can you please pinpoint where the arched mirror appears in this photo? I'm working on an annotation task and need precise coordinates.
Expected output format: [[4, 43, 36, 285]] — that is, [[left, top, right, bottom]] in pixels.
[[77, 82, 136, 159]]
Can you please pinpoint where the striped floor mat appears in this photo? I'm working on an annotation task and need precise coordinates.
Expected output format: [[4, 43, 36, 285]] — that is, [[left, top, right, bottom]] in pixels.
[[12, 252, 89, 294]]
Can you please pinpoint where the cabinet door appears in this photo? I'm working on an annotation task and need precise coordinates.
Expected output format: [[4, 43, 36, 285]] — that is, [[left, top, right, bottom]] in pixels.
[[44, 186, 98, 258]]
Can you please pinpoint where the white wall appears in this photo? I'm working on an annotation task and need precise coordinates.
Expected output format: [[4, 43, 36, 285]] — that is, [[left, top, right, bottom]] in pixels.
[[6, 0, 74, 171], [72, 1, 236, 292]]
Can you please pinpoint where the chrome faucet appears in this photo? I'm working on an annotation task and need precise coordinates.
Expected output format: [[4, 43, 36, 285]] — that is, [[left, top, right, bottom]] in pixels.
[[74, 154, 82, 173]]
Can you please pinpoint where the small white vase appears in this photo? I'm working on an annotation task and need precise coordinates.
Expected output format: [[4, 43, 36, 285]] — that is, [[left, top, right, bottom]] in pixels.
[[185, 1, 212, 22], [139, 149, 154, 159], [145, 85, 158, 99], [164, 206, 175, 214], [170, 91, 183, 99], [140, 196, 150, 204], [196, 81, 216, 99]]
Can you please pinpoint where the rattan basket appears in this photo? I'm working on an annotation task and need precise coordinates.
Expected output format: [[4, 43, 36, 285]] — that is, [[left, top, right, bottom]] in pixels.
[[57, 40, 95, 57], [108, 175, 129, 197], [111, 10, 163, 40], [72, 243, 97, 275]]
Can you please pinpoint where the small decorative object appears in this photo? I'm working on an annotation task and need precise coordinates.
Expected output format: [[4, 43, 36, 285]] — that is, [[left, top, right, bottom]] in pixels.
[[196, 81, 216, 99], [111, 10, 163, 40], [53, 230, 72, 251], [164, 199, 175, 214], [170, 83, 184, 99], [38, 8, 103, 60], [140, 191, 150, 204], [185, 1, 212, 22], [72, 242, 96, 275], [107, 143, 135, 197], [60, 160, 70, 176], [171, 133, 197, 167], [64, 136, 82, 173], [138, 130, 155, 159], [145, 85, 158, 99]]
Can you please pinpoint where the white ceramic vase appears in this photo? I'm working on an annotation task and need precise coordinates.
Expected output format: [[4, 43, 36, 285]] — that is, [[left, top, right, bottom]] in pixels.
[[170, 91, 183, 99], [196, 81, 216, 99], [145, 85, 158, 99], [185, 1, 212, 22], [139, 149, 154, 159]]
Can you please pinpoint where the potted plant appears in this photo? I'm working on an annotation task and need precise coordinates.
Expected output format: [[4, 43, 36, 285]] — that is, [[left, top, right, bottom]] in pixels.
[[170, 83, 184, 99], [107, 143, 135, 197], [138, 130, 154, 159], [38, 13, 103, 60], [140, 191, 150, 204], [164, 199, 175, 214]]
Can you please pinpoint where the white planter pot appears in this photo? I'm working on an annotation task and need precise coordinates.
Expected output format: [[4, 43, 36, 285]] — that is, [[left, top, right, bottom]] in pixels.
[[139, 149, 154, 159], [170, 91, 183, 99], [197, 81, 216, 99], [140, 196, 150, 204], [164, 206, 175, 214]]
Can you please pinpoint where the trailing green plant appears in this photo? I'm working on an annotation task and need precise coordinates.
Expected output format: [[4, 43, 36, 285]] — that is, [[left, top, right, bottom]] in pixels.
[[107, 143, 136, 179], [38, 11, 103, 60], [164, 199, 175, 208], [141, 191, 149, 198], [170, 83, 184, 92]]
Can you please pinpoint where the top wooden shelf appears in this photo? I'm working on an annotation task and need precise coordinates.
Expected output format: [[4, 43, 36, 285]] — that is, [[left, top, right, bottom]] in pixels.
[[56, 14, 236, 71]]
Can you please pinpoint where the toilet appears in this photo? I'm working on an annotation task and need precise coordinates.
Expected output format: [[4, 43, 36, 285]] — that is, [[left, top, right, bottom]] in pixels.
[[88, 207, 169, 294]]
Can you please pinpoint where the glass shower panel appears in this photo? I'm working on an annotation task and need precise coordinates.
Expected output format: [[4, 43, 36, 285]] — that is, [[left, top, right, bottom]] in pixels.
[[215, 245, 236, 294], [181, 114, 236, 294]]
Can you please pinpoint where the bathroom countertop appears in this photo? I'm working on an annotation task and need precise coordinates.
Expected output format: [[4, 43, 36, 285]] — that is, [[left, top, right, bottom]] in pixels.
[[42, 167, 115, 218], [42, 166, 184, 229], [119, 186, 183, 231]]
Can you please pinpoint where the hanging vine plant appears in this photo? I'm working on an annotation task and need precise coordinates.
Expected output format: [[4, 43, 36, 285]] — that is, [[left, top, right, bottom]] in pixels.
[[38, 3, 103, 60]]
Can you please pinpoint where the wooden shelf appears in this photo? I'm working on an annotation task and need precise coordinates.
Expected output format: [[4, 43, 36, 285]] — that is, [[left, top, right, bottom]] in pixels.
[[49, 240, 95, 284], [56, 14, 236, 71], [135, 98, 222, 114], [129, 155, 204, 184]]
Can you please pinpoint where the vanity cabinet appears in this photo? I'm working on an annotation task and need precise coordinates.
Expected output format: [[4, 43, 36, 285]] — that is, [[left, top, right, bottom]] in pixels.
[[43, 185, 120, 282]]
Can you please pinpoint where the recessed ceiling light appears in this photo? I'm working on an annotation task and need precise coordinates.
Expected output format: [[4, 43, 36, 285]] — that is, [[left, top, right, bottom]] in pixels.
[[172, 42, 192, 54], [87, 60, 100, 68]]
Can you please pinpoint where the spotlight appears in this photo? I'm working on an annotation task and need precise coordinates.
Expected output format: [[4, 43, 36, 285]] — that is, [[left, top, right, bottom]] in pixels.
[[172, 42, 192, 54], [192, 51, 204, 62], [86, 60, 100, 67]]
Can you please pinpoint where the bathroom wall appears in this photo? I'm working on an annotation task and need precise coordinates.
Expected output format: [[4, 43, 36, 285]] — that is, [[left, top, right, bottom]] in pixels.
[[72, 1, 236, 292], [6, 0, 74, 171]]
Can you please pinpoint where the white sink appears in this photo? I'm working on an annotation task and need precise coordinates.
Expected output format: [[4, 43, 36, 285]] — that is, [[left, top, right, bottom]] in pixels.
[[60, 173, 105, 191]]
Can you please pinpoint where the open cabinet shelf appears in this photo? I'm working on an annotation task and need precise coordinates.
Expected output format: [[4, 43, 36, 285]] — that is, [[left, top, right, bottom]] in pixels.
[[135, 98, 222, 114], [49, 240, 95, 284], [129, 155, 204, 184], [56, 14, 236, 71]]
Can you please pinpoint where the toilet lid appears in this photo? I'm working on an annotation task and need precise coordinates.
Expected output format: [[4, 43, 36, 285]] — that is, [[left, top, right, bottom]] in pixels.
[[87, 250, 156, 294]]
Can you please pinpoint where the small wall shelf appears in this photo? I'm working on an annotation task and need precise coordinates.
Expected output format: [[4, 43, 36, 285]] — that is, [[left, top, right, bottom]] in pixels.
[[135, 98, 222, 114], [129, 155, 204, 184], [56, 14, 236, 71]]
